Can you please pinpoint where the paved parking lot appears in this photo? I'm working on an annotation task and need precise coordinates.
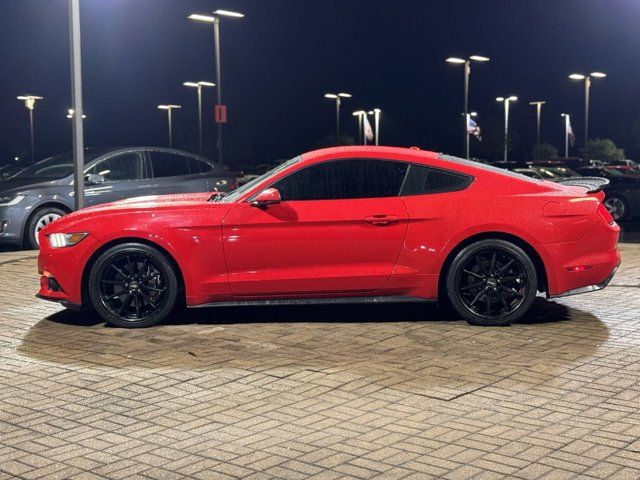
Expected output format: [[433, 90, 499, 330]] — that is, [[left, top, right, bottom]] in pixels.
[[0, 246, 639, 479]]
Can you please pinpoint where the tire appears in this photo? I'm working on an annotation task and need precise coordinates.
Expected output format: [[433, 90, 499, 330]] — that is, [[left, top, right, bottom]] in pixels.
[[446, 239, 538, 326], [88, 242, 179, 328], [26, 207, 66, 249], [604, 195, 628, 222]]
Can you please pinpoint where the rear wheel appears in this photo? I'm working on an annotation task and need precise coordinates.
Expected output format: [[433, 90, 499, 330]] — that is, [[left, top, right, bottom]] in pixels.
[[446, 239, 537, 326], [26, 207, 65, 249], [604, 195, 628, 222], [88, 242, 178, 328]]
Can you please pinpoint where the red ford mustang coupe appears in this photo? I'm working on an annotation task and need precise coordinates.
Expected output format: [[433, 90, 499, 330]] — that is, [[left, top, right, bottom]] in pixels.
[[37, 146, 620, 328]]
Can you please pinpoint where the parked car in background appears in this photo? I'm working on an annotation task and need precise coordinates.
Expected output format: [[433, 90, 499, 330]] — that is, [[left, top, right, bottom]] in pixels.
[[0, 147, 236, 249], [575, 166, 640, 222]]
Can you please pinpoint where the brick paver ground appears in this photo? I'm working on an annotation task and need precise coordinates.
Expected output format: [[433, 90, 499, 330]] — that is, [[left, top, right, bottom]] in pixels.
[[0, 245, 639, 479]]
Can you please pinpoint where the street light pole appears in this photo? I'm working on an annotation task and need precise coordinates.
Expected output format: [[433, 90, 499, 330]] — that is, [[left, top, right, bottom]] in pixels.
[[184, 81, 215, 154], [529, 101, 546, 159], [17, 95, 43, 162], [158, 105, 181, 148], [69, 0, 85, 210], [561, 113, 570, 158], [369, 109, 381, 146], [189, 10, 244, 165], [352, 110, 365, 144], [497, 96, 517, 162], [569, 72, 606, 148], [446, 55, 489, 159], [325, 92, 352, 137]]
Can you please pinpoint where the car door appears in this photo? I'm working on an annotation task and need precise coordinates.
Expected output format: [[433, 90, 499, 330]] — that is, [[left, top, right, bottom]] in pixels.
[[146, 150, 210, 195], [221, 158, 410, 295], [84, 151, 146, 206]]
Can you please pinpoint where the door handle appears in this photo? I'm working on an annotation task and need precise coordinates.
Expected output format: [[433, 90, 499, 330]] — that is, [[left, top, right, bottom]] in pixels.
[[364, 215, 399, 226]]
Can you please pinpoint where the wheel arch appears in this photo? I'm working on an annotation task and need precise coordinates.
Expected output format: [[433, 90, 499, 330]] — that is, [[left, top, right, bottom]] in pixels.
[[80, 237, 187, 307], [23, 201, 74, 246], [437, 231, 548, 297]]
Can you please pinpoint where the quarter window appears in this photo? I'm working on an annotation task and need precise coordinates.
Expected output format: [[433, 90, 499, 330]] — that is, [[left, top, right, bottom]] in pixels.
[[272, 159, 408, 201], [400, 164, 472, 195]]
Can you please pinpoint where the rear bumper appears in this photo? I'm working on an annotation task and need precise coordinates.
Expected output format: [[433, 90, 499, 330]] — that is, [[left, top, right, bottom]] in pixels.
[[549, 262, 619, 298], [544, 217, 620, 297]]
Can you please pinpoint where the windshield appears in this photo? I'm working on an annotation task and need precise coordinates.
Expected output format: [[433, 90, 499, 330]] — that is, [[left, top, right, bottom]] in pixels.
[[217, 156, 301, 203], [12, 150, 107, 180]]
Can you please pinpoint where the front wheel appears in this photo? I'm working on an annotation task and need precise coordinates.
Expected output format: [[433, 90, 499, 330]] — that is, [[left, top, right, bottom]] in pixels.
[[26, 207, 66, 249], [88, 242, 179, 328], [446, 239, 538, 326]]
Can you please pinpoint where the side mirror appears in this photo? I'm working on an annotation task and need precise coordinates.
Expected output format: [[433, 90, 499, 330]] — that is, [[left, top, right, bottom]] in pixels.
[[86, 173, 105, 185], [250, 188, 281, 207]]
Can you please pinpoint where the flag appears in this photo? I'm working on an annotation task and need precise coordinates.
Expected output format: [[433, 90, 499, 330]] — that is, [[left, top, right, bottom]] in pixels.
[[567, 117, 575, 147], [363, 114, 374, 142], [467, 117, 482, 141]]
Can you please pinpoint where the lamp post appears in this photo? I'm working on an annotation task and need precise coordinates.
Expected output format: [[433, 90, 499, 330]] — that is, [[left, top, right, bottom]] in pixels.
[[561, 113, 571, 158], [496, 96, 517, 162], [367, 109, 381, 146], [529, 100, 546, 159], [66, 109, 86, 119], [16, 95, 43, 162], [446, 55, 490, 159], [188, 10, 244, 165], [569, 71, 606, 148], [157, 105, 181, 148], [325, 92, 352, 137], [183, 81, 216, 154], [352, 110, 365, 144]]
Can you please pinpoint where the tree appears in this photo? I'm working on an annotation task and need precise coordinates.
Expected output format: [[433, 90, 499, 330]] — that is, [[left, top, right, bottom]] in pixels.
[[581, 138, 625, 162], [532, 142, 558, 160]]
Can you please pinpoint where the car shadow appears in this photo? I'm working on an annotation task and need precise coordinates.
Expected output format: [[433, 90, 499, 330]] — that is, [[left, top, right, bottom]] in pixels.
[[17, 296, 608, 400]]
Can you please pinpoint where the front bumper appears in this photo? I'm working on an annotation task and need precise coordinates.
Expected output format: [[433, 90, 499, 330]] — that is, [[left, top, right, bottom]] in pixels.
[[549, 262, 619, 298]]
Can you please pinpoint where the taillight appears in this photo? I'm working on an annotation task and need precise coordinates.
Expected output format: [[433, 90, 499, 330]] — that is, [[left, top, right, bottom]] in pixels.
[[597, 202, 615, 225]]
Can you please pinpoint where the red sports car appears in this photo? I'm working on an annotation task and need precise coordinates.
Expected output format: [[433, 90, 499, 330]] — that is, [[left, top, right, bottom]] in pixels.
[[37, 146, 620, 328]]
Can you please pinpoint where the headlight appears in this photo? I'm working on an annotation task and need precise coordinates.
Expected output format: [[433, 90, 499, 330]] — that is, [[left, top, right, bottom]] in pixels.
[[0, 195, 25, 206], [48, 232, 89, 248]]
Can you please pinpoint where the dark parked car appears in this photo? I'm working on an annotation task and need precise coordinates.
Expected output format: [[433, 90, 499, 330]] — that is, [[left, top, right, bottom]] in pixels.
[[0, 147, 236, 248], [575, 166, 640, 222]]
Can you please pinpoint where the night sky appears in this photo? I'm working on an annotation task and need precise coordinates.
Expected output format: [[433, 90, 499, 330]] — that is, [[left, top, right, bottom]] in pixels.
[[1, 0, 639, 166]]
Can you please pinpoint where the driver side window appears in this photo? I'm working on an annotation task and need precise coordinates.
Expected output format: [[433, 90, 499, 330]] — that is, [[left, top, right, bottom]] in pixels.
[[272, 158, 408, 201], [90, 152, 144, 181]]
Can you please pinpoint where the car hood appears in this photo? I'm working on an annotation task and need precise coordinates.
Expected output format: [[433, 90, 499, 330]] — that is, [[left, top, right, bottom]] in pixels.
[[0, 176, 62, 195], [74, 192, 217, 215]]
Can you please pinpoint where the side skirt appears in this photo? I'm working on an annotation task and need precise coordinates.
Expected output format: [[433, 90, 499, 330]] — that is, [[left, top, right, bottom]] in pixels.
[[189, 295, 436, 309]]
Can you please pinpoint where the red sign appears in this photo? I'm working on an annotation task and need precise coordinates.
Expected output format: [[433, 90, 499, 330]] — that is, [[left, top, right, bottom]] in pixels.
[[215, 105, 227, 124]]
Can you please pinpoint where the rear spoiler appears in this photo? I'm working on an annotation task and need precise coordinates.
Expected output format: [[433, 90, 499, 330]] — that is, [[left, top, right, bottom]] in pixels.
[[555, 176, 610, 193]]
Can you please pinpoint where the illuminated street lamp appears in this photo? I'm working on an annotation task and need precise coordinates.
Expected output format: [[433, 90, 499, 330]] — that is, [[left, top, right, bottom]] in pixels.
[[496, 96, 518, 162], [529, 100, 546, 158], [183, 81, 216, 154], [66, 108, 86, 119], [569, 71, 606, 147], [157, 105, 181, 148], [16, 95, 43, 162], [188, 10, 244, 165], [352, 110, 365, 144], [446, 55, 490, 159], [325, 92, 352, 137]]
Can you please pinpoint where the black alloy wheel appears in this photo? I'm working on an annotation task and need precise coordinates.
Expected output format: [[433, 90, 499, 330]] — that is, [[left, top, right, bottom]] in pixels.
[[88, 243, 179, 328], [446, 239, 537, 326]]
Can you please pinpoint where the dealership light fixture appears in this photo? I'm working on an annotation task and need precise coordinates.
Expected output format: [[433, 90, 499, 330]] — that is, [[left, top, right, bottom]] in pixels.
[[569, 71, 606, 147]]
